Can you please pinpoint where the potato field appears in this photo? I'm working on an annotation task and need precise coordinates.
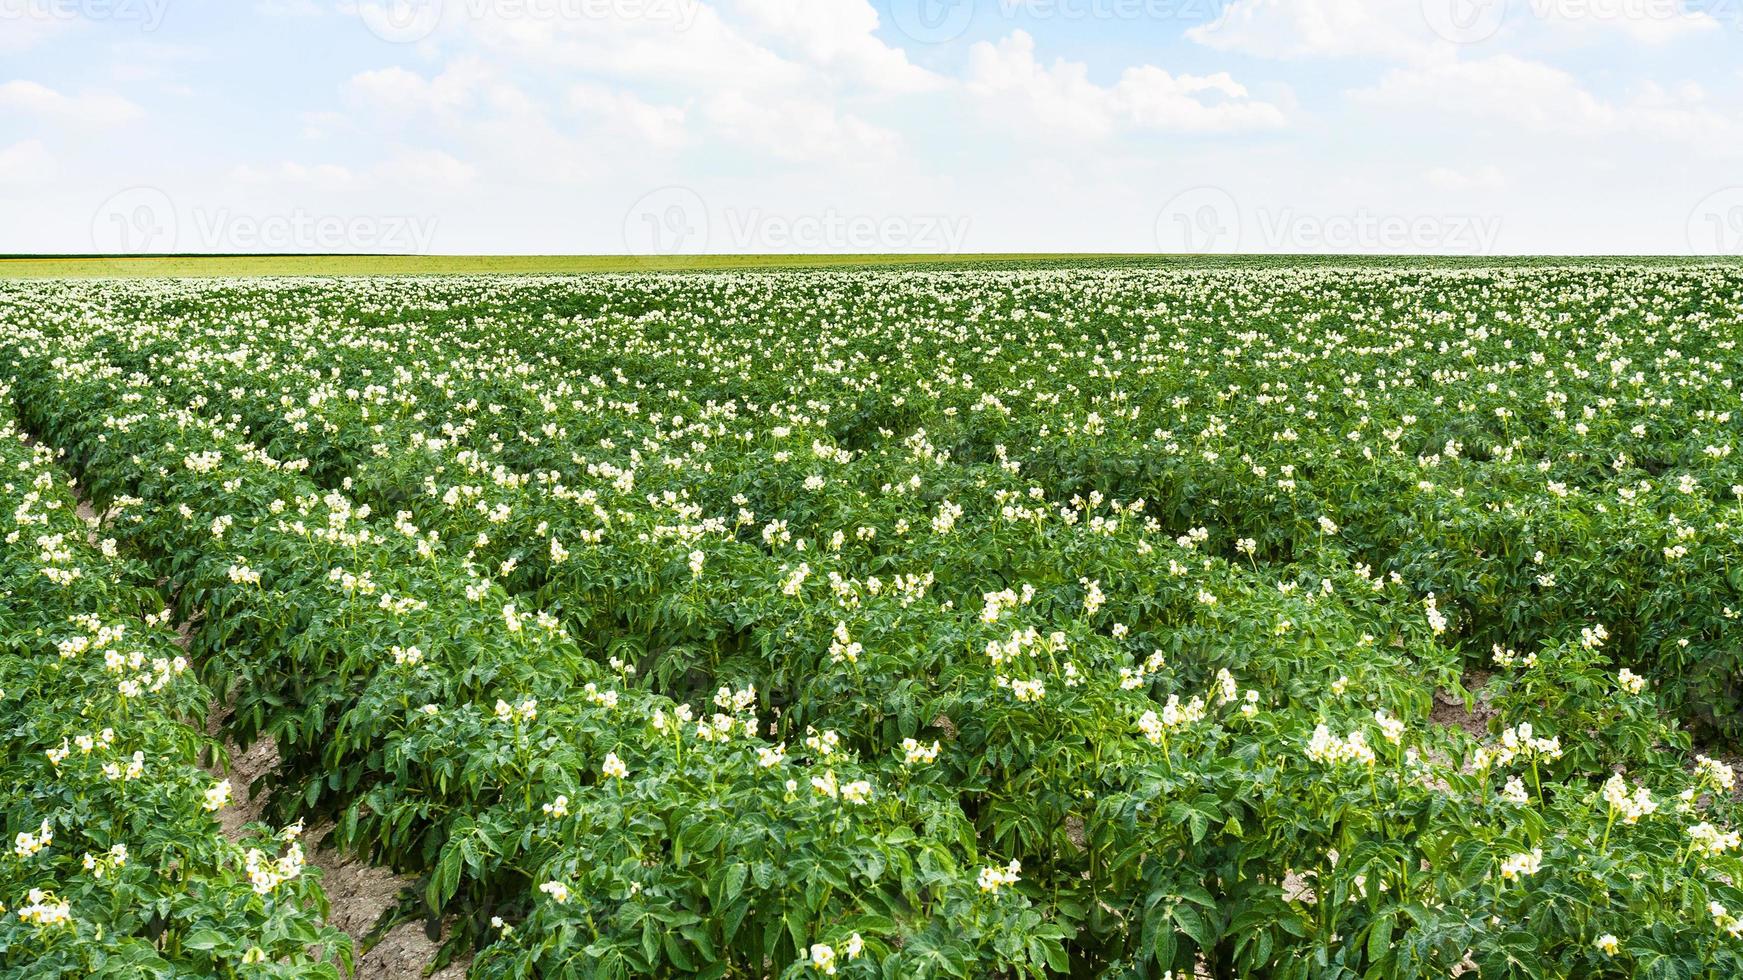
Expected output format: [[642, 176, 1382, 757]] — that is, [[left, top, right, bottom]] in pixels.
[[3, 264, 1742, 979]]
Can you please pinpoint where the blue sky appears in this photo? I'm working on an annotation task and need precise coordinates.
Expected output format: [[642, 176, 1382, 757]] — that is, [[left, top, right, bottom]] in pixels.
[[3, 0, 1742, 254]]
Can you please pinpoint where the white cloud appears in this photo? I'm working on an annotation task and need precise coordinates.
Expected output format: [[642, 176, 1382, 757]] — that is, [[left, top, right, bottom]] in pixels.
[[701, 91, 901, 162], [106, 41, 206, 86], [382, 148, 477, 187], [0, 0, 1710, 255], [355, 22, 902, 168], [347, 57, 554, 131], [255, 0, 324, 15], [1353, 55, 1743, 154], [1617, 80, 1743, 149], [0, 80, 144, 125], [0, 138, 54, 184], [1352, 55, 1612, 131], [298, 109, 350, 140], [570, 84, 689, 148], [728, 0, 940, 94], [1193, 0, 1719, 63], [348, 60, 608, 183], [453, 0, 942, 108], [470, 3, 804, 92], [347, 5, 1277, 174], [1188, 0, 1442, 62], [229, 149, 476, 192], [347, 62, 487, 116], [966, 31, 1286, 138], [1532, 0, 1719, 44]]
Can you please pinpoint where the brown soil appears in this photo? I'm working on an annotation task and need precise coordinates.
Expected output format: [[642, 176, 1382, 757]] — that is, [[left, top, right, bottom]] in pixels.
[[1429, 672, 1496, 738], [76, 497, 101, 546], [209, 715, 469, 980]]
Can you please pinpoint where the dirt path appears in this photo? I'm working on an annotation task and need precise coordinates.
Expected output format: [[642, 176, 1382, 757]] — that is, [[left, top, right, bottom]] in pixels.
[[210, 714, 469, 980]]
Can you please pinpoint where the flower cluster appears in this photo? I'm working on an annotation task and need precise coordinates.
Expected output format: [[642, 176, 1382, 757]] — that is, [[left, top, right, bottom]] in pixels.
[[1305, 725, 1376, 767], [1499, 848, 1543, 882], [1602, 774, 1658, 825], [15, 890, 72, 928], [1477, 722, 1564, 769], [243, 829, 307, 895], [977, 859, 1022, 894]]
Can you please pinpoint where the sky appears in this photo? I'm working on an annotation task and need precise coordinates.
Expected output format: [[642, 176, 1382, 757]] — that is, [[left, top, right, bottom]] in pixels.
[[2, 0, 1742, 255]]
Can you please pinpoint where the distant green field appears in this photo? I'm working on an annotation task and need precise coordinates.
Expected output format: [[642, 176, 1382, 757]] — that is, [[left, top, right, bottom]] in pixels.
[[0, 253, 1115, 278], [3, 253, 1737, 278]]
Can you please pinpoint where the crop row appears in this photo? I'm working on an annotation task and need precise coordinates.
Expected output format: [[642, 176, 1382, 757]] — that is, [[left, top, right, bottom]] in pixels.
[[451, 269, 1743, 737], [43, 293, 1457, 974], [0, 383, 348, 977], [45, 269, 1743, 733], [2, 331, 1070, 978]]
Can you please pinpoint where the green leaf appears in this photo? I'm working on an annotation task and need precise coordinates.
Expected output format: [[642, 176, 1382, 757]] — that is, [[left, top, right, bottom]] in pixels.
[[182, 930, 224, 951], [427, 844, 463, 911], [1365, 914, 1393, 963], [1173, 906, 1212, 951]]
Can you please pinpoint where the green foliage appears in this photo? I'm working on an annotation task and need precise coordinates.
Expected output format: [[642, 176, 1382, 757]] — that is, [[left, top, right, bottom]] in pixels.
[[2, 264, 1741, 978], [0, 386, 349, 977]]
